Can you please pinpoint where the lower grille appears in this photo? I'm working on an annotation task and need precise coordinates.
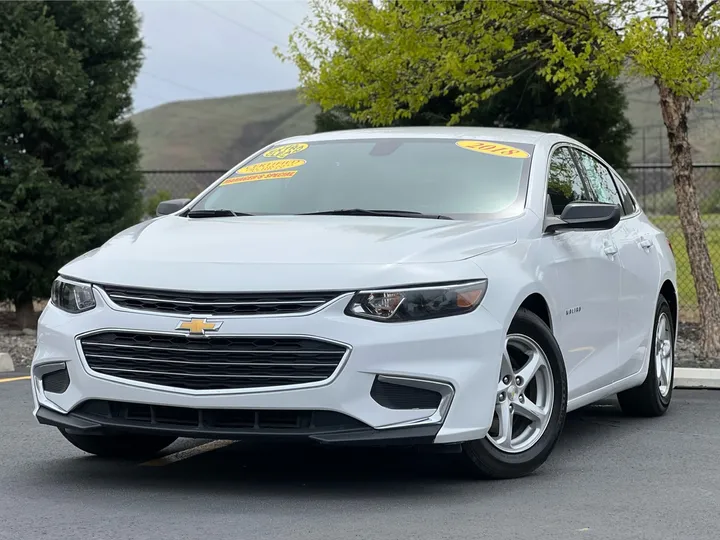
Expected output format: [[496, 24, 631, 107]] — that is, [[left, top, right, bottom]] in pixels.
[[79, 332, 348, 391], [73, 400, 367, 432]]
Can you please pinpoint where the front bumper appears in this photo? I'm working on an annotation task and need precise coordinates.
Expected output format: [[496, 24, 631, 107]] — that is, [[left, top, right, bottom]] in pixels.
[[34, 405, 443, 445], [31, 288, 506, 445]]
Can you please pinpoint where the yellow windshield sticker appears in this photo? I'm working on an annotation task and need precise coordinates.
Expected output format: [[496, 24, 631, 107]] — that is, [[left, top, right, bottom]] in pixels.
[[456, 140, 529, 159], [236, 158, 306, 175], [263, 143, 308, 159], [221, 170, 297, 186]]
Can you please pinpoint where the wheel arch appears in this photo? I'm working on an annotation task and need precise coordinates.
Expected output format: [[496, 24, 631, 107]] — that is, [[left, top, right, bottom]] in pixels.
[[518, 292, 553, 331], [659, 279, 678, 336]]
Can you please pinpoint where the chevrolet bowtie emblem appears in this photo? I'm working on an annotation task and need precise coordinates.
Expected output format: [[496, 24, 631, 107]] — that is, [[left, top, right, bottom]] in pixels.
[[176, 318, 223, 335]]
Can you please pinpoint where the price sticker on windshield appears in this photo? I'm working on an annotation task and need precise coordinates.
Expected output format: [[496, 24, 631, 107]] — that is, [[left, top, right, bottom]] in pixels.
[[263, 143, 308, 159], [221, 170, 297, 186], [235, 158, 306, 175], [456, 140, 529, 159]]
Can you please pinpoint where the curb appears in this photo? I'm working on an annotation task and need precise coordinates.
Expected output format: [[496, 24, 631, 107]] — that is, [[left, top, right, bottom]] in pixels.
[[0, 352, 14, 372], [675, 367, 720, 389]]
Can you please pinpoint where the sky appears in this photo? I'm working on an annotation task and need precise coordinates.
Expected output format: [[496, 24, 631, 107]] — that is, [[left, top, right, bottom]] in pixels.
[[132, 0, 312, 113]]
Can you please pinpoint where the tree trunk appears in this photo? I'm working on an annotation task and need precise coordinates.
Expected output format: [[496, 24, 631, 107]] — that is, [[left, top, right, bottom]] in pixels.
[[657, 83, 720, 357], [13, 294, 37, 330]]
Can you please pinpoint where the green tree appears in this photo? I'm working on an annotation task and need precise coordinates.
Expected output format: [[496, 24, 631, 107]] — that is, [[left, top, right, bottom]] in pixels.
[[280, 0, 720, 357], [0, 1, 144, 328]]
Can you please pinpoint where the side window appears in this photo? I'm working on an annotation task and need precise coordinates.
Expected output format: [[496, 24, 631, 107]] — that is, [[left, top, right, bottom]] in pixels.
[[574, 150, 623, 209], [546, 146, 591, 215], [613, 174, 638, 215]]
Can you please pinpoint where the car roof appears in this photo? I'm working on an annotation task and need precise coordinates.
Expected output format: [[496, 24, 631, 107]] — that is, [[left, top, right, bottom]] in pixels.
[[275, 126, 554, 145]]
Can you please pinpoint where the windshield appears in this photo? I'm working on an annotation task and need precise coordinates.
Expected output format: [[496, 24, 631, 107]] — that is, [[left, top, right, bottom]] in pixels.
[[190, 137, 534, 219]]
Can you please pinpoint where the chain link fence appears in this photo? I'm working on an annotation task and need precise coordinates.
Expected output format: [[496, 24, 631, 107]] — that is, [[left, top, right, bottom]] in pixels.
[[141, 170, 227, 217], [619, 164, 720, 322], [142, 165, 720, 323]]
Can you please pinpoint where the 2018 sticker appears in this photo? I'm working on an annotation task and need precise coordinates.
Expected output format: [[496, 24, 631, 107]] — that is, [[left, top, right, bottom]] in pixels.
[[455, 140, 529, 159], [263, 143, 308, 159], [235, 159, 306, 175], [221, 170, 297, 186]]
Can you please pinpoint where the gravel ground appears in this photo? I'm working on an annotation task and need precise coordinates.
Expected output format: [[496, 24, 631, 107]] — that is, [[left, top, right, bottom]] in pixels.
[[0, 309, 36, 368], [674, 322, 719, 368], [1, 309, 718, 369], [0, 329, 37, 368]]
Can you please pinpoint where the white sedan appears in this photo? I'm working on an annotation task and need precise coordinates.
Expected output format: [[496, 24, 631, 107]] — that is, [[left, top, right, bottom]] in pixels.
[[31, 127, 677, 479]]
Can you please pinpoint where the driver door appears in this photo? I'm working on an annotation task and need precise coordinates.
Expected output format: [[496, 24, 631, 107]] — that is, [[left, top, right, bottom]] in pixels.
[[572, 149, 662, 380], [541, 146, 622, 401]]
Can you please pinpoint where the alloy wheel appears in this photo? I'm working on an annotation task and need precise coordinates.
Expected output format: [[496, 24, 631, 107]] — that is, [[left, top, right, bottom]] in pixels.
[[487, 334, 554, 454], [655, 312, 673, 397]]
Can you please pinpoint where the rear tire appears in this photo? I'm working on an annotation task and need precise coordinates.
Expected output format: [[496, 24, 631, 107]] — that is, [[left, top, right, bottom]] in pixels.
[[59, 429, 177, 459], [617, 295, 674, 417], [460, 308, 567, 479]]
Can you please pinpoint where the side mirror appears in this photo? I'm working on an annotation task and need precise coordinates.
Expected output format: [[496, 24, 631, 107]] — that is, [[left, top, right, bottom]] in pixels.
[[544, 201, 621, 233], [156, 198, 191, 216]]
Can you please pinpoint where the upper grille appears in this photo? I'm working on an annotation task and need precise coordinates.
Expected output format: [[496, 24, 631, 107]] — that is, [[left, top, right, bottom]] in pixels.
[[99, 285, 345, 316], [80, 331, 348, 391]]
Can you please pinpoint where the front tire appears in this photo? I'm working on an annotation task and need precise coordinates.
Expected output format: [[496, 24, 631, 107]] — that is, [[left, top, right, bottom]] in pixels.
[[59, 429, 177, 459], [617, 294, 674, 417], [461, 308, 568, 479]]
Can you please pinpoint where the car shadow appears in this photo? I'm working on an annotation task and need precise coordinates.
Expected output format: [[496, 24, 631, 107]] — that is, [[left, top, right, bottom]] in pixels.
[[20, 396, 652, 501]]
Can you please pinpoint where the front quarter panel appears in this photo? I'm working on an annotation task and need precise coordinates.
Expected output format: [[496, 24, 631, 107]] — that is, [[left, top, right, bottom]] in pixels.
[[471, 214, 561, 332], [474, 134, 573, 330]]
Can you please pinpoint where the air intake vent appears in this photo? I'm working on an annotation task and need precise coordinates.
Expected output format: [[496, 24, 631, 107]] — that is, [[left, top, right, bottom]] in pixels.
[[370, 378, 442, 410], [42, 368, 70, 394]]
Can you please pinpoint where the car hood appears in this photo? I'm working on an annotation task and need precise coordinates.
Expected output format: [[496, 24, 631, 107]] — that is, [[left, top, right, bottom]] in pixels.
[[60, 215, 518, 291]]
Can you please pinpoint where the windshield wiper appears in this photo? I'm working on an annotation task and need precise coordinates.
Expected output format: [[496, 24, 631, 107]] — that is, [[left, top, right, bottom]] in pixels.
[[300, 208, 453, 220], [186, 209, 253, 218]]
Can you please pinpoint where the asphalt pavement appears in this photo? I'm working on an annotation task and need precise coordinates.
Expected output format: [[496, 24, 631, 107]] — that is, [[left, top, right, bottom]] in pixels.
[[2, 375, 720, 540]]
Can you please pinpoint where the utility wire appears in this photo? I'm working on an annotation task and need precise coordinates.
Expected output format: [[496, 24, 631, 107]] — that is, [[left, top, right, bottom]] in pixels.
[[191, 0, 284, 47], [142, 71, 211, 97], [134, 89, 172, 103], [249, 0, 317, 38]]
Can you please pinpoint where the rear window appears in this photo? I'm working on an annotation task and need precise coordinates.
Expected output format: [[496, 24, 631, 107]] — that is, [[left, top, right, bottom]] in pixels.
[[192, 138, 534, 219]]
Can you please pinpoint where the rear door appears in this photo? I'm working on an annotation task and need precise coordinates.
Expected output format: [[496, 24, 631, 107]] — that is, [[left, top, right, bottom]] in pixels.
[[542, 146, 622, 400], [573, 148, 661, 379]]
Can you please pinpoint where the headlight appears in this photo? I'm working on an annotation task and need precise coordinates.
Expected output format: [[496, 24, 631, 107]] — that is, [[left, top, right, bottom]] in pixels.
[[345, 280, 488, 322], [50, 277, 96, 314]]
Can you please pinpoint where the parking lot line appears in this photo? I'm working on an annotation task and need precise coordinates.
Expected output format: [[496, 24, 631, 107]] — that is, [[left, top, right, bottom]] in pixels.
[[0, 376, 31, 383], [141, 439, 235, 466]]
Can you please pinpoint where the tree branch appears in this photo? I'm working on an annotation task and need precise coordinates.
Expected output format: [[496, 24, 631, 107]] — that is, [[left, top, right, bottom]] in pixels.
[[535, 0, 619, 36], [536, 0, 588, 29], [680, 0, 700, 30], [667, 0, 678, 42], [420, 7, 479, 33], [697, 0, 719, 21]]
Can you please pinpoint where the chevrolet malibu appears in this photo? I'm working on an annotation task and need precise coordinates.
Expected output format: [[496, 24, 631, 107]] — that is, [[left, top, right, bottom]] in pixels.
[[31, 127, 677, 479]]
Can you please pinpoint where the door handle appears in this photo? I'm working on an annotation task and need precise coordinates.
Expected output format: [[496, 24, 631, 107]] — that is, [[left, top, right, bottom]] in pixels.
[[638, 238, 653, 250]]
